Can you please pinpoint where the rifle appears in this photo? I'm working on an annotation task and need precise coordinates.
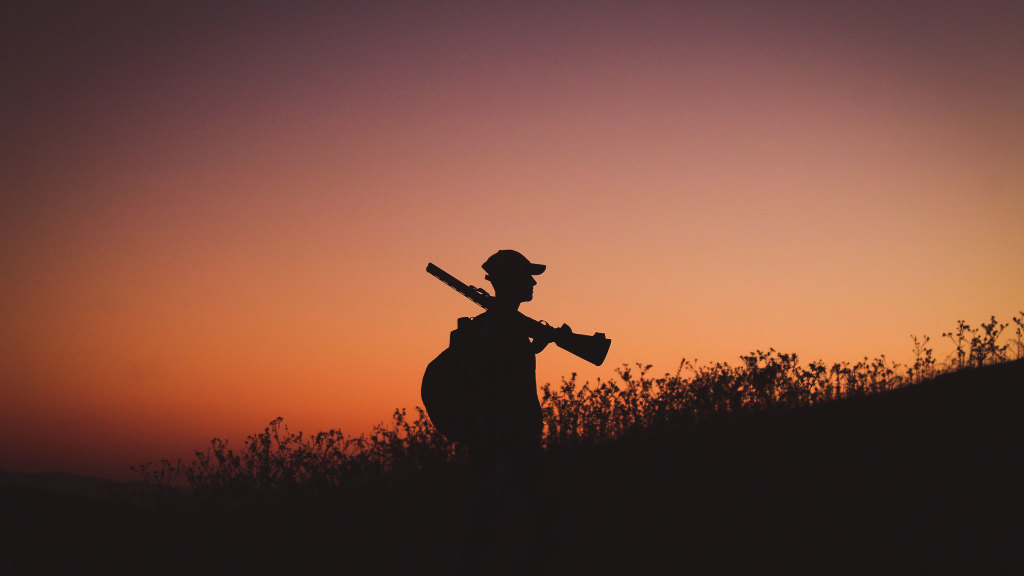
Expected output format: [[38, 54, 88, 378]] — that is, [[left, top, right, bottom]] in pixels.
[[426, 263, 611, 366]]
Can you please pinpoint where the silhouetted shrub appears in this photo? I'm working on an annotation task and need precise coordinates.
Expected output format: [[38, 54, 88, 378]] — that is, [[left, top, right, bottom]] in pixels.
[[136, 312, 1023, 504], [133, 407, 457, 508]]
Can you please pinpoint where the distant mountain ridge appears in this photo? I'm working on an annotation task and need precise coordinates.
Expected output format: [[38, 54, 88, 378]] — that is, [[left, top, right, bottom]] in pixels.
[[0, 468, 140, 501]]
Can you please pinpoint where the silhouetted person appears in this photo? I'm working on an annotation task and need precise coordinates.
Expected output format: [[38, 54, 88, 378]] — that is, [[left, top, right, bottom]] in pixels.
[[457, 250, 565, 574], [424, 250, 609, 573]]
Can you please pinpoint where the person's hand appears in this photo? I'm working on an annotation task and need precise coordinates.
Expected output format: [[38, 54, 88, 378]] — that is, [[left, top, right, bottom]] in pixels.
[[532, 322, 565, 353]]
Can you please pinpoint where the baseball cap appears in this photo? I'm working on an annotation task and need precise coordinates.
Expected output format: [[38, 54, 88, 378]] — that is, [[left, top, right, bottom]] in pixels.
[[482, 250, 546, 279]]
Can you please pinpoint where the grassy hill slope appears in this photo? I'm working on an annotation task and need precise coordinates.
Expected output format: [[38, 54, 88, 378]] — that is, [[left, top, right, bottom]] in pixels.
[[3, 359, 1022, 574], [554, 358, 1024, 574]]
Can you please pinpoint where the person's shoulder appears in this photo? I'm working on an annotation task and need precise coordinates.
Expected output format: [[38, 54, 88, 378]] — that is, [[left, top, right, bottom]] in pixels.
[[475, 309, 515, 328]]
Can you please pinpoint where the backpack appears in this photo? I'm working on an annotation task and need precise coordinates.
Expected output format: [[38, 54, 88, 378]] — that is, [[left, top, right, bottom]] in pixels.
[[421, 316, 483, 442]]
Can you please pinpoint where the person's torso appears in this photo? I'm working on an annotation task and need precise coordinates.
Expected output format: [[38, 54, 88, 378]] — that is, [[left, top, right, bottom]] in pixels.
[[468, 310, 542, 441]]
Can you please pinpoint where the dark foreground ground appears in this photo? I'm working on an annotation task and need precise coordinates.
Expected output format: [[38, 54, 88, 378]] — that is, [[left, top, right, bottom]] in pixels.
[[4, 360, 1022, 575]]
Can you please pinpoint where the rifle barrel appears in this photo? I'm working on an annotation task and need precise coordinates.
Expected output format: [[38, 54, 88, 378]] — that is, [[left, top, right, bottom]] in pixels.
[[426, 263, 492, 308]]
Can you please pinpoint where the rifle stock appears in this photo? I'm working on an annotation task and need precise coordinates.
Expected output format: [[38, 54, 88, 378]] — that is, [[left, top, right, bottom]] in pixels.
[[554, 328, 611, 366], [427, 263, 611, 366]]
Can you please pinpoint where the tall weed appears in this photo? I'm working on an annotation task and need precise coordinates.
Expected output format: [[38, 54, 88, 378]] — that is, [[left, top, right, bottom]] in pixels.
[[136, 313, 1023, 503]]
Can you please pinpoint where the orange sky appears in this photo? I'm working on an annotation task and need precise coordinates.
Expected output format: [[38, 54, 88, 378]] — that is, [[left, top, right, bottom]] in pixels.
[[2, 1, 1022, 480]]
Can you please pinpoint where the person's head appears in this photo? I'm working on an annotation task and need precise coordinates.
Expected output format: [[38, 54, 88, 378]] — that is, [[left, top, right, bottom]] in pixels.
[[482, 250, 545, 305]]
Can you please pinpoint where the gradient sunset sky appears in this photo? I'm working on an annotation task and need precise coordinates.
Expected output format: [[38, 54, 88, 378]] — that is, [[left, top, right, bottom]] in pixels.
[[2, 1, 1022, 480]]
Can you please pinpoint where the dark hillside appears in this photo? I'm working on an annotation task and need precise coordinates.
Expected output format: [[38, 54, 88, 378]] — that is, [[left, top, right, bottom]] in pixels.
[[3, 360, 1021, 574], [553, 358, 1024, 575]]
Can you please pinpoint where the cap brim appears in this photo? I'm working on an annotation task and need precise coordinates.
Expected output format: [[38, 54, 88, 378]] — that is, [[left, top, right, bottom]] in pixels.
[[528, 263, 546, 275]]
